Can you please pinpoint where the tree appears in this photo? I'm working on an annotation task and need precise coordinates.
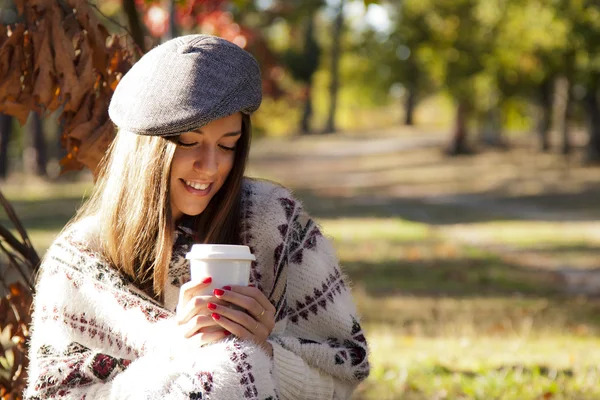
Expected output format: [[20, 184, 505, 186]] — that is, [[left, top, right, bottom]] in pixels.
[[564, 0, 600, 162], [358, 2, 439, 127], [282, 14, 322, 134], [260, 0, 324, 134], [324, 0, 345, 133], [25, 112, 47, 176]]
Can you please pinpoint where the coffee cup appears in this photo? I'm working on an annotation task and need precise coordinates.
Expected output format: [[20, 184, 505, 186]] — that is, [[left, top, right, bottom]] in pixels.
[[185, 244, 256, 296]]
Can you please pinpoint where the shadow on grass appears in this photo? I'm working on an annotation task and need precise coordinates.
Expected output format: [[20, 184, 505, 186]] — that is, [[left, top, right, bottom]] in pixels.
[[293, 187, 600, 225], [343, 257, 563, 298], [345, 254, 600, 336]]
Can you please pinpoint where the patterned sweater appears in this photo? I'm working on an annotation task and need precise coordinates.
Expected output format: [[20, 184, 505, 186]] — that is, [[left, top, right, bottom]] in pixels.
[[24, 179, 370, 399]]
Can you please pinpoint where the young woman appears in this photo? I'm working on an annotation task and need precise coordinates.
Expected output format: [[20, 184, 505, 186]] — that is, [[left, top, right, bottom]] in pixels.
[[25, 35, 369, 399]]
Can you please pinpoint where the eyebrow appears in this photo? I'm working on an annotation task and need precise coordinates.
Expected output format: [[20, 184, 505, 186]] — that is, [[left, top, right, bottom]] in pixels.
[[192, 129, 242, 138]]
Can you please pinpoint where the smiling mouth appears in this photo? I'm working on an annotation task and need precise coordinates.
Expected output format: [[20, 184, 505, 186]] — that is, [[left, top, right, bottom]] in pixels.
[[181, 179, 213, 196]]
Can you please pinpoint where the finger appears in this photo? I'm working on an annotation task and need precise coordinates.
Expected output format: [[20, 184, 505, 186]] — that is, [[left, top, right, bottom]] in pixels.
[[213, 287, 269, 319], [177, 295, 229, 325], [220, 285, 276, 316], [179, 277, 213, 304], [207, 302, 266, 335], [189, 329, 231, 347], [198, 324, 227, 334], [181, 314, 219, 339], [210, 313, 261, 341]]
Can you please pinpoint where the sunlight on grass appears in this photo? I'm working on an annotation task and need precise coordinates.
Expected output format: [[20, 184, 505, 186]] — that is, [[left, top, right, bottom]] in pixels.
[[2, 180, 93, 202], [321, 218, 431, 242], [445, 221, 600, 247], [354, 330, 600, 399]]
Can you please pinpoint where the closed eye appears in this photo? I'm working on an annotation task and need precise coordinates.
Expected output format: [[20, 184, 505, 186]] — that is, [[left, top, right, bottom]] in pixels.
[[177, 140, 197, 148], [219, 144, 236, 151]]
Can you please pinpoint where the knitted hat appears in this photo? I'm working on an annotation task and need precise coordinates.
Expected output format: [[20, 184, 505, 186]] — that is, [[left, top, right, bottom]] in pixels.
[[108, 34, 262, 136]]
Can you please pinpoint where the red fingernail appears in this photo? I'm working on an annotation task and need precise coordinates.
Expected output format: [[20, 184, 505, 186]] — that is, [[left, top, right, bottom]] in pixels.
[[214, 289, 225, 296], [223, 285, 232, 291], [248, 284, 255, 287], [224, 330, 231, 336], [202, 277, 212, 284], [211, 313, 220, 320], [207, 303, 217, 310]]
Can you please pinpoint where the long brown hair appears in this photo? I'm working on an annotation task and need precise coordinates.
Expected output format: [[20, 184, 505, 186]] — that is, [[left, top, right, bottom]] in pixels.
[[70, 113, 252, 297]]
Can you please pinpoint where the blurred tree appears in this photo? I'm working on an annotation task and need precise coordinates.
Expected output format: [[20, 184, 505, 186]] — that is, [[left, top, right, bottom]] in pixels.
[[283, 14, 321, 134], [123, 0, 147, 52], [565, 0, 600, 162], [25, 112, 47, 176], [359, 2, 439, 127], [324, 0, 345, 133], [389, 1, 440, 126], [263, 0, 323, 134], [491, 0, 568, 151], [429, 0, 489, 154]]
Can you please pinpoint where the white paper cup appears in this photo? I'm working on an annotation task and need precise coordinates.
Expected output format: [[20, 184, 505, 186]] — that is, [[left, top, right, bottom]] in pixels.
[[185, 244, 256, 296]]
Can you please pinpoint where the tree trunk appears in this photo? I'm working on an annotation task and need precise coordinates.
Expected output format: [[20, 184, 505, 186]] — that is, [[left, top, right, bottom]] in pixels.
[[480, 101, 505, 148], [447, 101, 471, 155], [324, 0, 345, 134], [553, 76, 572, 155], [29, 112, 47, 176], [122, 0, 146, 53], [537, 78, 553, 152], [404, 85, 417, 126], [163, 0, 179, 41], [300, 83, 313, 135], [584, 89, 600, 163], [0, 113, 12, 179]]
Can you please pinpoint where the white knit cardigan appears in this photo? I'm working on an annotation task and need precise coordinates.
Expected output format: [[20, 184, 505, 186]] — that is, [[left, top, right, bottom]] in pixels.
[[24, 179, 370, 399]]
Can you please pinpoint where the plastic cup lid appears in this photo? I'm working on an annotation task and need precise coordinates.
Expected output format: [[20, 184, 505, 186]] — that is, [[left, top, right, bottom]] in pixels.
[[185, 244, 256, 261]]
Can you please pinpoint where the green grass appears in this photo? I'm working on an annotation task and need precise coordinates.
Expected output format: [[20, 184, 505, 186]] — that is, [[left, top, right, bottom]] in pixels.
[[357, 333, 600, 400], [317, 217, 600, 399], [3, 138, 600, 399]]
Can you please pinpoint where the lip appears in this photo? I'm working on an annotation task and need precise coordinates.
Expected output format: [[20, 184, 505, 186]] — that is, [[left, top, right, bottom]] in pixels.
[[181, 179, 213, 197]]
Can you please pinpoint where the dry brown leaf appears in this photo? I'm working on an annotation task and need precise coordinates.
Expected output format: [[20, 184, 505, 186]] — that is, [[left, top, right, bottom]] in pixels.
[[76, 119, 115, 174], [0, 25, 26, 102], [69, 0, 109, 76], [0, 25, 7, 47], [31, 22, 56, 110], [0, 100, 31, 125], [28, 0, 51, 12], [68, 91, 109, 141], [59, 147, 85, 172], [49, 4, 80, 113], [17, 30, 34, 103], [0, 0, 133, 174], [65, 92, 93, 129], [13, 0, 25, 16], [74, 36, 96, 105]]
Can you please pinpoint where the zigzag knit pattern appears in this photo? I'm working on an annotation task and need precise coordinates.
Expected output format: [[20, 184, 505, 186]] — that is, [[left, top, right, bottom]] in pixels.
[[25, 178, 369, 399]]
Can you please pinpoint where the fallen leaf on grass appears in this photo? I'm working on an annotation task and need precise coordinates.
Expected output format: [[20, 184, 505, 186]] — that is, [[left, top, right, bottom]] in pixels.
[[405, 247, 421, 261]]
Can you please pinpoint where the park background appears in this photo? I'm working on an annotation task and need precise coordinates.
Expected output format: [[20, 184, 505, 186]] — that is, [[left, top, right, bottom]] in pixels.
[[1, 0, 600, 398]]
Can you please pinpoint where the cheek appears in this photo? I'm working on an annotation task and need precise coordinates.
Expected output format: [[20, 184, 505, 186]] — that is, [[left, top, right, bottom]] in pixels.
[[219, 154, 236, 177]]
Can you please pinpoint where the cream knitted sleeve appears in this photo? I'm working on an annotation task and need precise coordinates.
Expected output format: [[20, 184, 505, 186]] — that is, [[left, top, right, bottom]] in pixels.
[[254, 185, 370, 399]]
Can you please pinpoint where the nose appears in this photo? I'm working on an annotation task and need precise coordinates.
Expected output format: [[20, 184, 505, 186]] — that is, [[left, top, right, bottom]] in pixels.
[[192, 145, 218, 178]]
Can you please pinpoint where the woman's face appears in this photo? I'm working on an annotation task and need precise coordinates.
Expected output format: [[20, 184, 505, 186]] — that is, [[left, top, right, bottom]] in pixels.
[[170, 113, 242, 222]]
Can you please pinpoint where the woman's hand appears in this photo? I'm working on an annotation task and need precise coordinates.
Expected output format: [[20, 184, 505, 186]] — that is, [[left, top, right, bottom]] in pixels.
[[207, 285, 276, 355], [176, 277, 230, 346]]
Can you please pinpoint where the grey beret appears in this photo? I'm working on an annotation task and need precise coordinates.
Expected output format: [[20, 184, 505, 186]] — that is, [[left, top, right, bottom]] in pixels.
[[108, 34, 262, 136]]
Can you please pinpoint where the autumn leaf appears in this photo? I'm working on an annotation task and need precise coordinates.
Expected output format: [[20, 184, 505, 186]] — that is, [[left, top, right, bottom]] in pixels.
[[0, 0, 134, 175]]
